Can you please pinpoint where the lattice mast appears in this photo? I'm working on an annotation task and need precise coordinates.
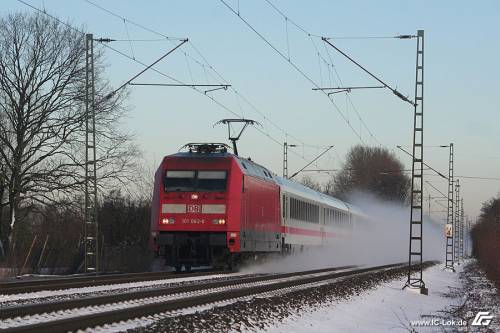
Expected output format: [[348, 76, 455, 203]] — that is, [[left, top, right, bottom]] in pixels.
[[453, 179, 460, 264], [283, 142, 289, 178], [404, 30, 426, 293], [84, 34, 99, 273], [459, 198, 464, 261], [444, 143, 455, 270]]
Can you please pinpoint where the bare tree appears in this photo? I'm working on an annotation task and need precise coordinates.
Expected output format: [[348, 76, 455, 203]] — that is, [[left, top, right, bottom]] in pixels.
[[0, 12, 138, 252], [299, 175, 323, 192], [332, 145, 410, 203], [0, 138, 7, 256]]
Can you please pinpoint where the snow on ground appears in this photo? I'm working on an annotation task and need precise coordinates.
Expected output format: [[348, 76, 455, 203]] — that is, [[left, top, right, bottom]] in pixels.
[[0, 273, 243, 303], [252, 261, 493, 333]]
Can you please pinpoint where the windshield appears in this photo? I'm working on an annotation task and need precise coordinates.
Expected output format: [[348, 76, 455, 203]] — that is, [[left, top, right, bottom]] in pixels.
[[164, 170, 227, 192]]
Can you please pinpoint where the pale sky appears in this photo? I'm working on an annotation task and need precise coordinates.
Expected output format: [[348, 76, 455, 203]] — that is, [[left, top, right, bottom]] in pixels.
[[3, 0, 500, 221]]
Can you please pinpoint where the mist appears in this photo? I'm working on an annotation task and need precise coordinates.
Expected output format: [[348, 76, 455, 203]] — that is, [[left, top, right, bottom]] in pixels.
[[240, 191, 445, 274]]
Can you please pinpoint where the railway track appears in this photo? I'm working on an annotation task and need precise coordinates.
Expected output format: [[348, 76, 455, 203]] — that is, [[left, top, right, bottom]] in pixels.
[[0, 269, 224, 295], [0, 262, 418, 333]]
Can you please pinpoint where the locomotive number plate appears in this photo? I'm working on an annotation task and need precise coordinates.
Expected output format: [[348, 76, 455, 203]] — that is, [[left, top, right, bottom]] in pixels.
[[182, 218, 205, 224], [187, 204, 201, 213]]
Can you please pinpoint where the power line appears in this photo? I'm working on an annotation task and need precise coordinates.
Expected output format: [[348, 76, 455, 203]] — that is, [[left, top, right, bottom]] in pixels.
[[81, 0, 332, 158], [79, 0, 337, 171], [16, 1, 284, 153], [108, 39, 175, 42], [309, 36, 382, 146], [318, 35, 404, 40], [397, 146, 448, 179], [19, 0, 340, 175], [425, 174, 500, 181], [425, 181, 447, 198], [219, 0, 367, 144], [83, 0, 185, 40], [322, 38, 415, 107], [264, 0, 382, 146]]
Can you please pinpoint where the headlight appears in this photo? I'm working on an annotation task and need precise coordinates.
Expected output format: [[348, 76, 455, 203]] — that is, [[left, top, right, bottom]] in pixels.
[[212, 218, 226, 225], [161, 218, 175, 224]]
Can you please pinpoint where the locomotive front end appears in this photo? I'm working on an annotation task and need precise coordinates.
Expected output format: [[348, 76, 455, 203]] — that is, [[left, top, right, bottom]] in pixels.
[[150, 144, 241, 271]]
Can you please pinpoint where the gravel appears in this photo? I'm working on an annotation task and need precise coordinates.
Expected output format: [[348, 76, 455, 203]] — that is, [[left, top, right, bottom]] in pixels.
[[0, 273, 258, 309], [131, 263, 435, 333]]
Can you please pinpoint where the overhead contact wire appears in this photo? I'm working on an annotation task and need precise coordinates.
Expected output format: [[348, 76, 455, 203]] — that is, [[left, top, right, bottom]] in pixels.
[[82, 0, 326, 154], [219, 0, 366, 144]]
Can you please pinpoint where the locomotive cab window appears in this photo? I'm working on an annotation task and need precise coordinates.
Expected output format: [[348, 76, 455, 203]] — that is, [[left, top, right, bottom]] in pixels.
[[197, 171, 227, 192], [164, 170, 227, 192], [164, 170, 196, 192]]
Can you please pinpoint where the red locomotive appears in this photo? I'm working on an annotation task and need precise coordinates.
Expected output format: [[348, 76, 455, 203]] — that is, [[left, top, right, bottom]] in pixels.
[[150, 143, 357, 271]]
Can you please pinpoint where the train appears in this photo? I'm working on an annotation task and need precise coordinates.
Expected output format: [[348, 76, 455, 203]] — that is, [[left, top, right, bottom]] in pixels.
[[150, 143, 362, 271]]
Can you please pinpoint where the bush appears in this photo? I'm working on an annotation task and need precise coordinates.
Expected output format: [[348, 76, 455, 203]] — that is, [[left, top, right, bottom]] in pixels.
[[471, 197, 500, 288]]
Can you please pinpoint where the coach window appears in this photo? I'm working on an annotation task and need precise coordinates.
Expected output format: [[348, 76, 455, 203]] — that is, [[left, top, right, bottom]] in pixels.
[[296, 200, 300, 220], [307, 203, 310, 221], [282, 195, 286, 218], [295, 199, 299, 220], [294, 198, 298, 220]]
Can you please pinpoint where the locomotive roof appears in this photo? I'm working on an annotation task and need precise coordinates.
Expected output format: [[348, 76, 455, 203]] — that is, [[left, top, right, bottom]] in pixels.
[[167, 151, 357, 213], [169, 152, 233, 158], [233, 155, 353, 212]]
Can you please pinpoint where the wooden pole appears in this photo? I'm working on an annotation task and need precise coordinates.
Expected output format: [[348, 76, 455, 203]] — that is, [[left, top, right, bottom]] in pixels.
[[36, 235, 49, 274], [21, 235, 38, 274]]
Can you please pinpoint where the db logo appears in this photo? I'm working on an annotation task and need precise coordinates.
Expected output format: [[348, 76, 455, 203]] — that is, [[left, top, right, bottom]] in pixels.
[[471, 311, 493, 326], [187, 205, 201, 213]]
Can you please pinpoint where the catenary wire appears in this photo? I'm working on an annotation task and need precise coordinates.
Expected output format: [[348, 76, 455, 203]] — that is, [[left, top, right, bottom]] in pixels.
[[17, 0, 333, 173], [218, 0, 366, 144], [82, 0, 331, 155], [261, 0, 381, 146]]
